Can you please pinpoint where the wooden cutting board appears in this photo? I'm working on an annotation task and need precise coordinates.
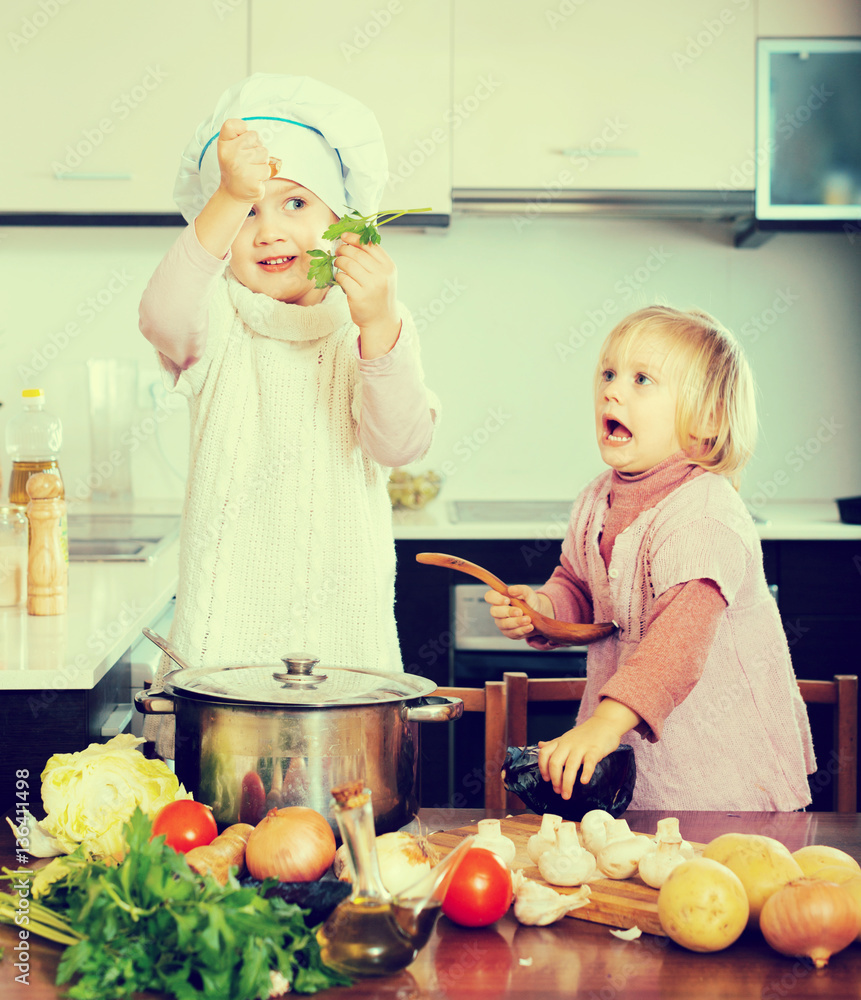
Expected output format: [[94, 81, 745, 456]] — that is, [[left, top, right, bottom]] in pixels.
[[428, 814, 703, 937]]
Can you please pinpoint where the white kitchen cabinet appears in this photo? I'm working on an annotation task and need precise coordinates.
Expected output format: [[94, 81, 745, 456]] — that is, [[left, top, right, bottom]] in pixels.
[[757, 0, 861, 37], [250, 0, 451, 216], [1, 0, 247, 215], [452, 0, 756, 192]]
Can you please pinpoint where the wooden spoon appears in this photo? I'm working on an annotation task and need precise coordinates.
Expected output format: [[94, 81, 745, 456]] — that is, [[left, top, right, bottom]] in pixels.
[[415, 552, 616, 645]]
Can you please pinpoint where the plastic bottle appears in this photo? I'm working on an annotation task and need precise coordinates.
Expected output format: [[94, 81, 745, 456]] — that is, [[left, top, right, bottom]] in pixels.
[[0, 504, 28, 607], [5, 389, 64, 506]]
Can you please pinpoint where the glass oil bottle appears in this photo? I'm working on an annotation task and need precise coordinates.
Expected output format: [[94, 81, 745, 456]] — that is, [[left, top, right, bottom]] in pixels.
[[317, 782, 472, 977]]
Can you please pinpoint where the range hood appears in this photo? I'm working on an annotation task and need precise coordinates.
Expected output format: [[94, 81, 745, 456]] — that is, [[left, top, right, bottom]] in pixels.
[[452, 188, 755, 222]]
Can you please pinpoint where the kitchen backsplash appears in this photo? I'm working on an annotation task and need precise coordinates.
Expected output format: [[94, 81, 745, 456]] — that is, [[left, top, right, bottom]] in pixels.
[[0, 215, 859, 507]]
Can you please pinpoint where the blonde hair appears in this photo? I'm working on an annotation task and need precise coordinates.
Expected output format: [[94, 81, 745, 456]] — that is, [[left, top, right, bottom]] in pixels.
[[596, 305, 757, 488]]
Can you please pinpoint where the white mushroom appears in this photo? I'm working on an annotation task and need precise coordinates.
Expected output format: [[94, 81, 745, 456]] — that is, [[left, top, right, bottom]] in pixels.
[[472, 818, 516, 868], [579, 809, 615, 856], [603, 818, 634, 846], [638, 817, 687, 889], [527, 813, 563, 864], [538, 822, 598, 886], [596, 821, 656, 880]]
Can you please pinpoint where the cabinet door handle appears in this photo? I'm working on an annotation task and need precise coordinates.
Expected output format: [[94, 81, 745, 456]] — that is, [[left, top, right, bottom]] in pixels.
[[54, 172, 133, 180], [558, 148, 639, 157]]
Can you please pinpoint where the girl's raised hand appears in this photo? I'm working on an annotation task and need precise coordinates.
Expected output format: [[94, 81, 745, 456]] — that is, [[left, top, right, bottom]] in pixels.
[[537, 717, 621, 799], [484, 583, 543, 640], [216, 118, 270, 205], [334, 231, 400, 353]]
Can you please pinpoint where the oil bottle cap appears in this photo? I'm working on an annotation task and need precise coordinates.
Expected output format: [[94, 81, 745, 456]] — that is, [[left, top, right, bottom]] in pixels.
[[22, 388, 44, 399]]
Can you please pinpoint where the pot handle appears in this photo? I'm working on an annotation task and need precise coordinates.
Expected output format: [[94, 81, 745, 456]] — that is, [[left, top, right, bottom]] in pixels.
[[133, 687, 176, 716], [404, 696, 464, 723]]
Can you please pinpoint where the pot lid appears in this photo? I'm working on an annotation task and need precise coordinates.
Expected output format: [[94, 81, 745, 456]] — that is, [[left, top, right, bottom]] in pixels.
[[161, 653, 438, 707]]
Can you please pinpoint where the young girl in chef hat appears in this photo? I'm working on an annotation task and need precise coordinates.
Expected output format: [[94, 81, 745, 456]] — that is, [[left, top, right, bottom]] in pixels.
[[140, 74, 438, 759], [487, 305, 815, 811]]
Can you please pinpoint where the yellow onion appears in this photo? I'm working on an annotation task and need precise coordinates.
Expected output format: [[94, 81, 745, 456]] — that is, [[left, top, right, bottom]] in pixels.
[[760, 878, 861, 968], [245, 806, 336, 882], [840, 875, 861, 942]]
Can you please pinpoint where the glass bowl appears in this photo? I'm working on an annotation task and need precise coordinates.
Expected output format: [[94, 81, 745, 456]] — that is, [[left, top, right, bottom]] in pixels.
[[387, 470, 443, 511]]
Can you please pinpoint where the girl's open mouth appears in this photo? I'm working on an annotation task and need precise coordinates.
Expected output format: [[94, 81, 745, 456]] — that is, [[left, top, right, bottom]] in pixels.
[[258, 256, 296, 273], [604, 417, 632, 444]]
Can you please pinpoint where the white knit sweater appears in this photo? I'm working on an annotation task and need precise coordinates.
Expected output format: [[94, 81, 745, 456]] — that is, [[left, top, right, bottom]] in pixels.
[[145, 272, 427, 757]]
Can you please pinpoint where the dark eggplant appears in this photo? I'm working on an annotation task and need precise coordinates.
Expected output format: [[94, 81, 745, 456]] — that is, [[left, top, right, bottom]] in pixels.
[[502, 743, 636, 821], [240, 876, 352, 927]]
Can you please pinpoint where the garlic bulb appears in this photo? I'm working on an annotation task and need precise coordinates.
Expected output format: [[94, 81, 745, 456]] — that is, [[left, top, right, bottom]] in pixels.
[[597, 832, 656, 880], [579, 809, 615, 856], [527, 813, 563, 864], [538, 822, 598, 886], [473, 818, 516, 868], [333, 831, 438, 895], [639, 818, 686, 889], [513, 876, 592, 925]]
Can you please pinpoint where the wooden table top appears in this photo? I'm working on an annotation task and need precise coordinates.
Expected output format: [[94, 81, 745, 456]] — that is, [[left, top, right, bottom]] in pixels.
[[3, 808, 861, 999]]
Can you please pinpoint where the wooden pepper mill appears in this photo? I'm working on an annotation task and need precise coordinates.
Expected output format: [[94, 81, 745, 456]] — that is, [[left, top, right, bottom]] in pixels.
[[26, 472, 68, 616]]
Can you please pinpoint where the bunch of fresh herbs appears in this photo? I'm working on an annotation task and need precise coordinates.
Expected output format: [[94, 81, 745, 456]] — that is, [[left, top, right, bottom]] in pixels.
[[306, 207, 431, 288], [0, 808, 350, 999]]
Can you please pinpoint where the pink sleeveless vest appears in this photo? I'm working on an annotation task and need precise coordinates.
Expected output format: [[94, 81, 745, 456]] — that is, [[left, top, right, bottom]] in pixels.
[[565, 471, 815, 811]]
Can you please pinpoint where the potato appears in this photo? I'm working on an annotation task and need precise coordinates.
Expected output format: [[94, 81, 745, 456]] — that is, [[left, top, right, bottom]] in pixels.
[[702, 831, 791, 865], [792, 844, 861, 878], [703, 835, 803, 928], [657, 858, 749, 952], [806, 864, 860, 885]]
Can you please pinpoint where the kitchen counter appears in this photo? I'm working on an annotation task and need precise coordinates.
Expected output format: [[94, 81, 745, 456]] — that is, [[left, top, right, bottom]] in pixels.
[[3, 807, 861, 1000], [0, 538, 179, 691], [393, 497, 861, 541], [2, 494, 857, 693]]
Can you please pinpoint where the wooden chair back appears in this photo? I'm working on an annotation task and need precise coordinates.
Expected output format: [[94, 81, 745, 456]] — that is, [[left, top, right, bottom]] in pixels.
[[797, 675, 858, 813], [434, 681, 507, 810], [502, 672, 858, 814]]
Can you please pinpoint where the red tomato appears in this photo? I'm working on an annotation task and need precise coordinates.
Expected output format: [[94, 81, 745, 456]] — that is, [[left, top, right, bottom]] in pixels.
[[151, 800, 218, 854], [441, 847, 513, 927]]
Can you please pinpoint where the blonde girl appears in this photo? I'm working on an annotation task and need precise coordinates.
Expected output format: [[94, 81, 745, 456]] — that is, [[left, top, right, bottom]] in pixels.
[[487, 305, 814, 811]]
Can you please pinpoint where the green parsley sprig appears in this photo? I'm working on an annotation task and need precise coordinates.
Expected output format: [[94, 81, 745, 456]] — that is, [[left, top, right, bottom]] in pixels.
[[0, 808, 350, 1000], [306, 207, 432, 288]]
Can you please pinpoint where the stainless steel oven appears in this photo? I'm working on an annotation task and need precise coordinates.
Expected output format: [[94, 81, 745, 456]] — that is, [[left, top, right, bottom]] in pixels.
[[451, 583, 588, 682]]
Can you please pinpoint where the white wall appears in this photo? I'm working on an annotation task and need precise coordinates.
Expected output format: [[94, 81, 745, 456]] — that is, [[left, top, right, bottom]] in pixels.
[[0, 214, 859, 507]]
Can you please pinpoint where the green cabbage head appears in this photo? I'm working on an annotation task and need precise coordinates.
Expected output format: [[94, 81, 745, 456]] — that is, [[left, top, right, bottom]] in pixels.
[[40, 734, 192, 860]]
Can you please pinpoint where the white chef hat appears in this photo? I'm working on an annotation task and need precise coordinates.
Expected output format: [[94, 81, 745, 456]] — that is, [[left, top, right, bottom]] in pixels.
[[173, 73, 388, 223]]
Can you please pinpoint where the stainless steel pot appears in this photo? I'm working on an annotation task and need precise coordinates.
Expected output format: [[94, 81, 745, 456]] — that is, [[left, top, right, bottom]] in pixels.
[[134, 630, 463, 836]]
